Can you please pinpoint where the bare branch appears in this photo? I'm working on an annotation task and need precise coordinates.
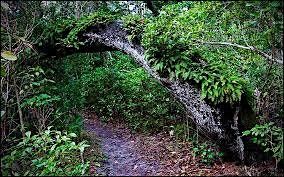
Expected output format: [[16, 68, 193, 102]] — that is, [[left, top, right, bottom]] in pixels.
[[195, 40, 283, 65]]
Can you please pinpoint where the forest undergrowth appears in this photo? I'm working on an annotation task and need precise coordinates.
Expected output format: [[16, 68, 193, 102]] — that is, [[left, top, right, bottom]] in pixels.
[[1, 1, 283, 176]]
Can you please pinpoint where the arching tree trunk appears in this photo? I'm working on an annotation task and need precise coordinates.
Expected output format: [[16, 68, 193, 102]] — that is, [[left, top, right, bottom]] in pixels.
[[81, 21, 244, 161], [38, 21, 245, 161]]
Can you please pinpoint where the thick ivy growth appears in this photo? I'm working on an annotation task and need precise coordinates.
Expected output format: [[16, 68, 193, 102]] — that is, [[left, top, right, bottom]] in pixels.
[[63, 10, 118, 49], [141, 2, 283, 105], [121, 14, 149, 43], [39, 10, 118, 49]]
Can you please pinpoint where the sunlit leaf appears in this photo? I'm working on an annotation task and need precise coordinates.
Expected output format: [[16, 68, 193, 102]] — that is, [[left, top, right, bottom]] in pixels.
[[25, 131, 31, 138], [1, 110, 5, 117], [1, 51, 17, 61], [69, 133, 77, 138]]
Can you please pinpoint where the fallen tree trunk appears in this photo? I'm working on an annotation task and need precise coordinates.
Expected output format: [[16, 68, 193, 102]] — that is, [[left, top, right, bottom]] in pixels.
[[36, 21, 245, 161], [80, 21, 245, 161]]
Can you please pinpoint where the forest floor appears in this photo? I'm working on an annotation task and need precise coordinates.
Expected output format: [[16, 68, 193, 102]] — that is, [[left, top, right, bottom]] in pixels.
[[82, 109, 282, 176]]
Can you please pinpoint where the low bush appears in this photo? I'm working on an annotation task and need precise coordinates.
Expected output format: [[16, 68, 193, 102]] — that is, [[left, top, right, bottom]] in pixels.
[[1, 127, 90, 176], [55, 51, 185, 133]]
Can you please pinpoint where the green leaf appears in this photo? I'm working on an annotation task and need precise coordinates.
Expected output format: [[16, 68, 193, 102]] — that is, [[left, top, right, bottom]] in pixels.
[[25, 131, 31, 138], [242, 130, 251, 136], [213, 89, 219, 98], [193, 147, 199, 152], [201, 89, 207, 99], [169, 72, 175, 80], [235, 89, 242, 100], [69, 133, 77, 138], [78, 143, 90, 153], [1, 51, 17, 61], [264, 148, 270, 152], [50, 144, 56, 151], [182, 72, 190, 80], [272, 145, 280, 153]]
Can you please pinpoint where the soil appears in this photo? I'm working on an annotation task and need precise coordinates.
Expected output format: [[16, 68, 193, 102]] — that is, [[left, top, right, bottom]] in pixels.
[[83, 109, 283, 176], [84, 116, 158, 176]]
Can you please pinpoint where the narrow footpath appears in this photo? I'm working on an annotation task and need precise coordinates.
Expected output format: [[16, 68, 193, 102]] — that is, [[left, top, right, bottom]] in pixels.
[[83, 109, 279, 176], [83, 111, 159, 176]]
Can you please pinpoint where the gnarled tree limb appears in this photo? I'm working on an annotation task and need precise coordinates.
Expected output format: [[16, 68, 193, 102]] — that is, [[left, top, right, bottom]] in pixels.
[[81, 21, 245, 160], [32, 21, 246, 161]]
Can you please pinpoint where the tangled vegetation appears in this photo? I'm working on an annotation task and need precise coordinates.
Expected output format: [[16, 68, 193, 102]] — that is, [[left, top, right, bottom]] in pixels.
[[141, 2, 283, 105], [55, 51, 186, 133], [1, 127, 90, 176], [1, 1, 283, 176]]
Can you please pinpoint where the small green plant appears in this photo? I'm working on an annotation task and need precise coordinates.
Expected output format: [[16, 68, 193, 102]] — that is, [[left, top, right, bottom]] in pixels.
[[62, 10, 118, 49], [121, 14, 148, 42], [242, 122, 283, 167], [187, 63, 245, 104], [192, 142, 224, 165], [19, 66, 56, 95], [21, 93, 60, 108], [21, 94, 61, 133], [1, 127, 90, 176]]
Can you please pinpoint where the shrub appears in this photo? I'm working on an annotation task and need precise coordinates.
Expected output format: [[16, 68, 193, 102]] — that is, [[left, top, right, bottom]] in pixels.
[[1, 127, 90, 176], [242, 122, 283, 167], [84, 52, 185, 133], [121, 14, 148, 43], [192, 142, 224, 165], [55, 51, 185, 133]]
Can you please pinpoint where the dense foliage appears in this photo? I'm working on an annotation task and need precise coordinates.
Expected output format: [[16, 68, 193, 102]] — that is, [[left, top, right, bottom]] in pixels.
[[1, 127, 90, 176], [1, 1, 283, 175], [142, 1, 283, 106], [243, 122, 283, 168], [55, 51, 185, 133], [139, 2, 283, 165]]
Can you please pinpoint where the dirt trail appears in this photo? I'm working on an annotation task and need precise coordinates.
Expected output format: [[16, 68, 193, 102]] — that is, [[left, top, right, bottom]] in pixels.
[[83, 110, 281, 176], [83, 112, 159, 176]]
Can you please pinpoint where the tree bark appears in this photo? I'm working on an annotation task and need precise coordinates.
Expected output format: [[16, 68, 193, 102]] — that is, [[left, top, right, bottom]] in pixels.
[[81, 21, 245, 161], [36, 21, 246, 161]]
